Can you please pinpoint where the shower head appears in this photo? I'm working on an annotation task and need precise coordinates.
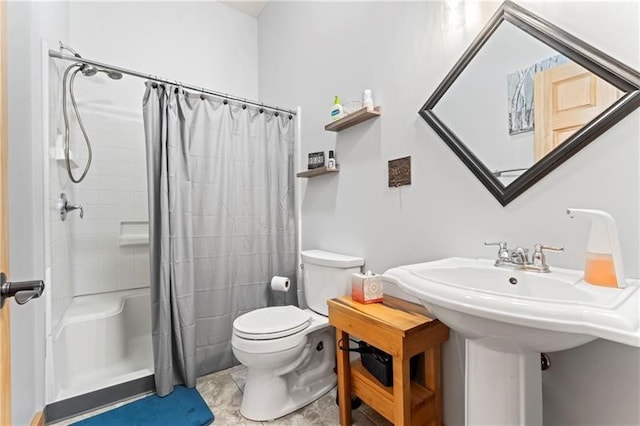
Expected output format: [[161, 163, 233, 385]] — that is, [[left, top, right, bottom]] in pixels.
[[80, 64, 98, 77], [58, 42, 123, 80], [109, 71, 123, 80], [78, 66, 123, 80], [99, 69, 123, 80]]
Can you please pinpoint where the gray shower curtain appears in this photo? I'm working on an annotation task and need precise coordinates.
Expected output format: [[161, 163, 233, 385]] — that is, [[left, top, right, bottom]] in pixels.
[[142, 83, 297, 396]]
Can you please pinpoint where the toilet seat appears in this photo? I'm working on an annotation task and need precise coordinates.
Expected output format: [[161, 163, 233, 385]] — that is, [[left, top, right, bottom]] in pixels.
[[233, 305, 311, 340]]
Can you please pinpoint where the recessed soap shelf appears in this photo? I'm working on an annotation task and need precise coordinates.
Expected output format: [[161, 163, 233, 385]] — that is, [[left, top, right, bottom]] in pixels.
[[119, 221, 149, 246]]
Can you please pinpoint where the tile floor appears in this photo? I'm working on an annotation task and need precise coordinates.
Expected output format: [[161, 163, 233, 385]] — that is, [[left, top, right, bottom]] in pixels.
[[51, 365, 392, 425]]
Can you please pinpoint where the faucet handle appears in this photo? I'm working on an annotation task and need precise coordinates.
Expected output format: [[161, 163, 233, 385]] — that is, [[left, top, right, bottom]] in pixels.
[[58, 192, 84, 221], [485, 241, 510, 265], [534, 244, 564, 254], [532, 244, 564, 272], [484, 241, 508, 250]]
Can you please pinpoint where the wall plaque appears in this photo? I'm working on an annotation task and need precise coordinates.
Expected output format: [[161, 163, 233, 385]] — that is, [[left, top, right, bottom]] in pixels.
[[388, 156, 411, 187]]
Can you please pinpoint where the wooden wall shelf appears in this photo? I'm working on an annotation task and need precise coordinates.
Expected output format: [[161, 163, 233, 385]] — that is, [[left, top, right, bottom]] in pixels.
[[296, 166, 339, 178], [324, 106, 381, 132]]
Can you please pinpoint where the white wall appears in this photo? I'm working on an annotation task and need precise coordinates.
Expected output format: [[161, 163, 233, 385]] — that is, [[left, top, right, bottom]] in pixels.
[[258, 1, 640, 425], [67, 1, 259, 112], [7, 2, 69, 425]]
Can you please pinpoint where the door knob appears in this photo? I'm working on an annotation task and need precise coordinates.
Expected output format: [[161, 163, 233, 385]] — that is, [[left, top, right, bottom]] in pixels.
[[0, 272, 45, 308]]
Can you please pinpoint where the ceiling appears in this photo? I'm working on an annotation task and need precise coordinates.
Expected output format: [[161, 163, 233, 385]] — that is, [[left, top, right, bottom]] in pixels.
[[221, 1, 269, 17]]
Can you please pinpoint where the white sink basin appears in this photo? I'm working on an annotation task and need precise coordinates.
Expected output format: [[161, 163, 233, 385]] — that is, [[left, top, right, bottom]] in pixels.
[[383, 257, 640, 425], [383, 257, 640, 351]]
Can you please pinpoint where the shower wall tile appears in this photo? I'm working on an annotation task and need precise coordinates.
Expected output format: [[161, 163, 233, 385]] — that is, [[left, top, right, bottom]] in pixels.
[[68, 106, 150, 297], [117, 259, 136, 276], [72, 188, 100, 205], [48, 91, 150, 323], [117, 273, 136, 291]]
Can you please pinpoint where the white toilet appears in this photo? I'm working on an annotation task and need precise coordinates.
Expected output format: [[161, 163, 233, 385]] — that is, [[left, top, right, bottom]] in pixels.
[[231, 249, 364, 421]]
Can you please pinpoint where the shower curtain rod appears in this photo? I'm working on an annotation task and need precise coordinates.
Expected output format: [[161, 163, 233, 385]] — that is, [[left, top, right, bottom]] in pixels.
[[49, 50, 297, 116]]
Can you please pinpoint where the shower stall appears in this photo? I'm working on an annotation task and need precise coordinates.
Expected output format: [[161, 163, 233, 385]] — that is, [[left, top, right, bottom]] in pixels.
[[44, 40, 300, 414], [45, 43, 153, 404]]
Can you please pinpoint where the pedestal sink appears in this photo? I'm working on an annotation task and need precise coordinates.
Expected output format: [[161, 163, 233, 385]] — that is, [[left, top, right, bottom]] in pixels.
[[382, 257, 640, 425]]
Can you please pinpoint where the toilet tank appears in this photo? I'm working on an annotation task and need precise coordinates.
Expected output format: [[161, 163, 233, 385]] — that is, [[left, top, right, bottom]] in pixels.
[[301, 249, 364, 316]]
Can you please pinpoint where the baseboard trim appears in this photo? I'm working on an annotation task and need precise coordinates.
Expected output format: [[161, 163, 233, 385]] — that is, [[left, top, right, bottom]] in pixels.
[[44, 375, 155, 424]]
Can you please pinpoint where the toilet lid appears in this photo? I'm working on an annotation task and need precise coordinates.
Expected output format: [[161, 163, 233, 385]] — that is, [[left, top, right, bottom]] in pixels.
[[233, 306, 311, 340]]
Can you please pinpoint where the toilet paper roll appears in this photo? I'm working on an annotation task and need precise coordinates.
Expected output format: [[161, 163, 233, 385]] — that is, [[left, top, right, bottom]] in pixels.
[[271, 276, 290, 292]]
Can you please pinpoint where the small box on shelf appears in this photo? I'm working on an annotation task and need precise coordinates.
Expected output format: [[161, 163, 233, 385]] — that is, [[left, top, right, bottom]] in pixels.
[[307, 151, 325, 169]]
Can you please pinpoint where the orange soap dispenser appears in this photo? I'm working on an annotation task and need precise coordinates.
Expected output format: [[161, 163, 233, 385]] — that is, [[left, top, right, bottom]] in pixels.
[[567, 208, 626, 288]]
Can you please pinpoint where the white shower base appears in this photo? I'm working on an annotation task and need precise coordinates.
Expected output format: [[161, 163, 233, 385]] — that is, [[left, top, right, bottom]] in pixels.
[[52, 288, 153, 401]]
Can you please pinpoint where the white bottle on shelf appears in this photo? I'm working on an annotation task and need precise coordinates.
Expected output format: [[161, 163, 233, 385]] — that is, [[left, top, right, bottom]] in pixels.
[[362, 89, 374, 109], [330, 96, 344, 120], [327, 150, 336, 170]]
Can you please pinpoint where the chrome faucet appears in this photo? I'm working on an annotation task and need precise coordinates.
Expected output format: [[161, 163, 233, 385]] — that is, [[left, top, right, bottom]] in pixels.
[[510, 246, 530, 265], [485, 241, 564, 273], [58, 193, 84, 221]]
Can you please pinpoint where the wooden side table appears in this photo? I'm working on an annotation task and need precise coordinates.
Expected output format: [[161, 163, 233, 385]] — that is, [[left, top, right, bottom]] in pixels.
[[328, 295, 449, 426]]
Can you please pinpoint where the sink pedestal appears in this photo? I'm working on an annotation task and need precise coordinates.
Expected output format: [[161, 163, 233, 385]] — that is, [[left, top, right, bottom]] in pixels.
[[466, 339, 542, 425]]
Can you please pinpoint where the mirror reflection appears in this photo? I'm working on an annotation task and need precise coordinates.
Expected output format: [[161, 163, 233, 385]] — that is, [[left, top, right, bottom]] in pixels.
[[434, 22, 623, 186]]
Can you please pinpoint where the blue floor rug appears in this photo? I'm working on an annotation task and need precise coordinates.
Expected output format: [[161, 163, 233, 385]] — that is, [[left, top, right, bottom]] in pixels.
[[72, 386, 214, 426]]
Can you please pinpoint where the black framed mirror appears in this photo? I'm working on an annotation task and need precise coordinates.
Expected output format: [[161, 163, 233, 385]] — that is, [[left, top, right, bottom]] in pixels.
[[419, 1, 640, 206]]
